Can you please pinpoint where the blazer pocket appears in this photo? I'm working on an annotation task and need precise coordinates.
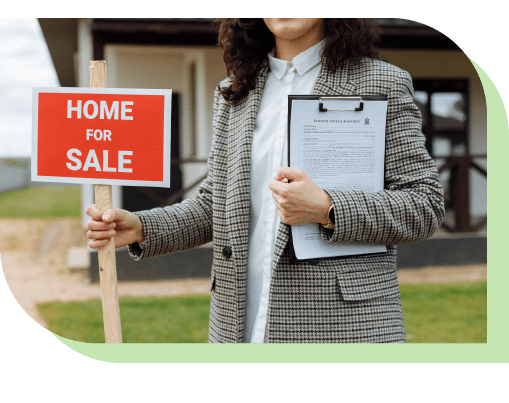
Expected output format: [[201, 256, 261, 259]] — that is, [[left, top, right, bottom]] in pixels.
[[335, 268, 401, 301]]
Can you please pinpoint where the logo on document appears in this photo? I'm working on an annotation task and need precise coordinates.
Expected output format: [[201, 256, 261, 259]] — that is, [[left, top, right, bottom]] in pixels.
[[365, 118, 370, 125]]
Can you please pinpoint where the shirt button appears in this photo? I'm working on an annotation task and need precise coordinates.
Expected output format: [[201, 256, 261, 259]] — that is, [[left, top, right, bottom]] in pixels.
[[222, 246, 232, 259], [289, 62, 293, 68]]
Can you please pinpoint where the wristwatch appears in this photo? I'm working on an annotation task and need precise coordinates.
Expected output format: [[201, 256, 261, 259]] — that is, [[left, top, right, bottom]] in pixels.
[[322, 205, 335, 230]]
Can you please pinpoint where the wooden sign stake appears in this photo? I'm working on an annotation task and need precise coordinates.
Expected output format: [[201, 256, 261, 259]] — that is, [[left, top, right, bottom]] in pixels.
[[90, 60, 122, 343]]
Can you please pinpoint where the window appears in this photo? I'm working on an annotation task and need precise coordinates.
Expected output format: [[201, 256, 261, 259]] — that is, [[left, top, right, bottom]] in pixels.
[[413, 79, 469, 212], [412, 79, 469, 158]]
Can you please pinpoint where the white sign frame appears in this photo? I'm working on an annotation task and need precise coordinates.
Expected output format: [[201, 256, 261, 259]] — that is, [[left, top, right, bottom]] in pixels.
[[32, 87, 172, 188]]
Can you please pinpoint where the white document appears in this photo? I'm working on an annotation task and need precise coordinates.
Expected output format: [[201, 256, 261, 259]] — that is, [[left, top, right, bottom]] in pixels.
[[288, 96, 388, 260]]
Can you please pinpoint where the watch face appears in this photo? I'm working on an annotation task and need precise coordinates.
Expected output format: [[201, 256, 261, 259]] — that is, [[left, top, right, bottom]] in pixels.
[[328, 207, 335, 225]]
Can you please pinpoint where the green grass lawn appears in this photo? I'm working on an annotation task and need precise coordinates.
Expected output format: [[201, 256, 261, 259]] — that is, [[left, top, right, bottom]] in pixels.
[[39, 295, 212, 343], [0, 187, 81, 218], [38, 281, 487, 343], [400, 281, 487, 343]]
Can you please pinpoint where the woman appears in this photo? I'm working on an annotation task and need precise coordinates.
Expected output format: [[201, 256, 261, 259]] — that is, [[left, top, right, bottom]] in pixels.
[[86, 18, 444, 343]]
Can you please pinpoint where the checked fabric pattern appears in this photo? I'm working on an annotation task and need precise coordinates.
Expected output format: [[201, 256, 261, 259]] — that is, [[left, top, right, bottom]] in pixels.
[[128, 56, 444, 343]]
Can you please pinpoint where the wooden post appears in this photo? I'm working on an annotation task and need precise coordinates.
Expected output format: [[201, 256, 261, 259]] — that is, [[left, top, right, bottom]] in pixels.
[[90, 60, 122, 343], [453, 156, 471, 232]]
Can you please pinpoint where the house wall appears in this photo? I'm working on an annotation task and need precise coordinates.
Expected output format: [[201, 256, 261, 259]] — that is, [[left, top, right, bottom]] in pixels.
[[75, 22, 487, 226], [77, 19, 122, 228], [101, 45, 225, 204], [76, 19, 226, 228], [380, 50, 487, 217], [380, 50, 486, 153]]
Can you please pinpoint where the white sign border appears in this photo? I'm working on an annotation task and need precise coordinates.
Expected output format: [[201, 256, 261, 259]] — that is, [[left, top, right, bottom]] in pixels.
[[31, 87, 172, 188]]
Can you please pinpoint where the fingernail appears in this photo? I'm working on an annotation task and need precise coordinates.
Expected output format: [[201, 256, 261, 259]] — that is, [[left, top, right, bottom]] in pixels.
[[103, 214, 111, 222]]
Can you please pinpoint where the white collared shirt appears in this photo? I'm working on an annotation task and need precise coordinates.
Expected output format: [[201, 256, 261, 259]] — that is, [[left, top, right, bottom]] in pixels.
[[245, 39, 325, 343]]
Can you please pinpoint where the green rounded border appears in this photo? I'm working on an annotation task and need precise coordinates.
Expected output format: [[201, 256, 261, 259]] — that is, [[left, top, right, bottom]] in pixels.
[[47, 59, 509, 363]]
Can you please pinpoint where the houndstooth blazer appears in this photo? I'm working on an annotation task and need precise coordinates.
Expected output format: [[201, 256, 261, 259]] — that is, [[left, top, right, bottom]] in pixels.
[[129, 56, 444, 343]]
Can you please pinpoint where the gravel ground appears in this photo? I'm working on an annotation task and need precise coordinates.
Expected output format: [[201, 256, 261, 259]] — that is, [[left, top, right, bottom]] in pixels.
[[0, 218, 487, 328]]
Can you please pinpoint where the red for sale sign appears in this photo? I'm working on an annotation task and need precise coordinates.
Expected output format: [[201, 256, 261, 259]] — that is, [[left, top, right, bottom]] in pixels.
[[32, 88, 172, 187]]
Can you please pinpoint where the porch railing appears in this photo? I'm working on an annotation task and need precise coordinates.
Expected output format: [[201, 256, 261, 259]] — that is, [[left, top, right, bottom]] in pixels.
[[437, 154, 487, 232], [135, 155, 487, 233]]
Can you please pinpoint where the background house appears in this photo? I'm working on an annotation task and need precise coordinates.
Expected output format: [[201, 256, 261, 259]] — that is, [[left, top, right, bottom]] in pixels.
[[36, 18, 487, 281]]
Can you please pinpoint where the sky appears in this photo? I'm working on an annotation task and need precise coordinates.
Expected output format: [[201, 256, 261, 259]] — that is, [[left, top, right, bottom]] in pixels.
[[0, 18, 59, 157]]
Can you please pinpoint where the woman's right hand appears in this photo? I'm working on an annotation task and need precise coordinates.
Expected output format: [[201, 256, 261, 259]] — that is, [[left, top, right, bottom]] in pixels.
[[85, 205, 145, 249]]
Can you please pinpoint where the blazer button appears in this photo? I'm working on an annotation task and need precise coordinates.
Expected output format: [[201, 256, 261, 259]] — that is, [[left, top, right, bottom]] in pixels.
[[222, 246, 232, 259]]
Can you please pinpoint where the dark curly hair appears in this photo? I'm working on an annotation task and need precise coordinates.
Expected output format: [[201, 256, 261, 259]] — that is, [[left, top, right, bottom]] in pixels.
[[216, 18, 384, 104]]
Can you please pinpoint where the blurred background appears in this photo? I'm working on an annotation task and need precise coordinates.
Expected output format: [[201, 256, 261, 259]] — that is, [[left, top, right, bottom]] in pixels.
[[0, 18, 487, 343]]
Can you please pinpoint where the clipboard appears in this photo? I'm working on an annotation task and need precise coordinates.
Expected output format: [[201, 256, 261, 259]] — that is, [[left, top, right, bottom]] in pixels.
[[287, 95, 388, 262]]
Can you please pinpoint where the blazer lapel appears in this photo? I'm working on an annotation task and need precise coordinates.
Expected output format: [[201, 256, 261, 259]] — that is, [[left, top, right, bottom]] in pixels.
[[271, 59, 356, 268], [226, 61, 268, 334], [313, 58, 356, 96]]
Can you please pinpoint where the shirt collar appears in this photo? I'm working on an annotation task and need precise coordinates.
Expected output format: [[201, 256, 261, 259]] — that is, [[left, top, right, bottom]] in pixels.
[[268, 38, 325, 80]]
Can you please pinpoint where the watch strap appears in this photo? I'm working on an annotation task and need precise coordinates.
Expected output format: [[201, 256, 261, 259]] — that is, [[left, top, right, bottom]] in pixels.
[[328, 205, 335, 225], [322, 205, 335, 229]]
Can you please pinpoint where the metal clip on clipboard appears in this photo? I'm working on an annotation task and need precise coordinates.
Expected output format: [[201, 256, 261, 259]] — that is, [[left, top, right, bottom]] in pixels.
[[318, 96, 364, 112]]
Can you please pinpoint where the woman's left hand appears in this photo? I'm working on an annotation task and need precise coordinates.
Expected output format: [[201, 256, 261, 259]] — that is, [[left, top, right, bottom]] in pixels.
[[269, 167, 332, 226]]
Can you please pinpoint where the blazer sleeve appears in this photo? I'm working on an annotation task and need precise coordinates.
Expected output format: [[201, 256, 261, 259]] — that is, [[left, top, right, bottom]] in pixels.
[[127, 87, 221, 260], [319, 70, 445, 245]]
